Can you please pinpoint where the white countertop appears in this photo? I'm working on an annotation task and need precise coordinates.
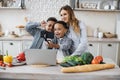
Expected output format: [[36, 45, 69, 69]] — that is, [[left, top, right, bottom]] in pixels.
[[0, 58, 120, 80], [0, 36, 120, 42], [0, 36, 33, 41], [88, 37, 120, 42]]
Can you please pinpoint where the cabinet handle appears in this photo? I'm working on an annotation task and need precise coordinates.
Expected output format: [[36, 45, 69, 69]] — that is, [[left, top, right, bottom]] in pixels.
[[89, 44, 93, 46], [10, 43, 13, 45], [108, 44, 112, 47]]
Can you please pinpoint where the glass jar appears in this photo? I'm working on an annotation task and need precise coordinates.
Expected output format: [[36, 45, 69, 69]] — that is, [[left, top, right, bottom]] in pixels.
[[93, 28, 99, 38]]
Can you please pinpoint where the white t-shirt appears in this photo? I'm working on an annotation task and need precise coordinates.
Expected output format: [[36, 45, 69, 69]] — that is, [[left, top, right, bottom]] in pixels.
[[41, 38, 52, 49], [41, 40, 48, 49], [56, 38, 64, 63]]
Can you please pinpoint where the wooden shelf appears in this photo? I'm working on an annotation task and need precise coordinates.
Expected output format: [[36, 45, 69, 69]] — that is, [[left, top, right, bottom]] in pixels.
[[0, 0, 25, 10], [0, 7, 22, 9], [74, 8, 120, 12]]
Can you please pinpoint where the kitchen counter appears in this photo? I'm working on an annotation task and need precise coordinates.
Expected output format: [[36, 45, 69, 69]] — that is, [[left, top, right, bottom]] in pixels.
[[0, 36, 33, 41], [88, 37, 120, 42], [0, 36, 120, 42], [0, 58, 120, 80]]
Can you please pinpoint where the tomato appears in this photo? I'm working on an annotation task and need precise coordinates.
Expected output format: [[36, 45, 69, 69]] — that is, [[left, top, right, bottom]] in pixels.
[[0, 62, 2, 66], [95, 56, 103, 63], [2, 63, 6, 67], [17, 52, 26, 62], [7, 63, 12, 67], [0, 60, 3, 64], [18, 52, 25, 58], [91, 59, 99, 64]]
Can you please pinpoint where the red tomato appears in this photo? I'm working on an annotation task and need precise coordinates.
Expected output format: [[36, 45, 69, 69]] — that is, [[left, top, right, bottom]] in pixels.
[[18, 52, 25, 57], [0, 60, 3, 64], [7, 63, 12, 67], [2, 63, 6, 67], [91, 59, 99, 64], [17, 52, 26, 62], [0, 62, 2, 66], [95, 56, 103, 63]]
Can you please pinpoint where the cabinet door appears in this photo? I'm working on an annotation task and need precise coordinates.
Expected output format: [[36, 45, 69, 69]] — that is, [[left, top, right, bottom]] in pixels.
[[101, 42, 118, 63], [0, 41, 2, 53], [88, 42, 99, 57], [3, 41, 22, 57], [22, 41, 32, 50]]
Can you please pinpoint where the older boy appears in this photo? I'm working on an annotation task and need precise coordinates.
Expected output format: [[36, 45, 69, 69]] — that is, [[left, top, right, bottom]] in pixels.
[[25, 17, 57, 49]]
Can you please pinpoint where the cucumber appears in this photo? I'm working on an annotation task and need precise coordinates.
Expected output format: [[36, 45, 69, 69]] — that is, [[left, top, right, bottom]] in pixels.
[[100, 62, 106, 64], [59, 62, 71, 67], [67, 61, 77, 66], [77, 61, 84, 65]]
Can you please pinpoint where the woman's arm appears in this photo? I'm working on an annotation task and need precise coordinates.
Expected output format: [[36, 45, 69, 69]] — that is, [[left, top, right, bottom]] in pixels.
[[72, 22, 88, 56], [25, 21, 41, 36]]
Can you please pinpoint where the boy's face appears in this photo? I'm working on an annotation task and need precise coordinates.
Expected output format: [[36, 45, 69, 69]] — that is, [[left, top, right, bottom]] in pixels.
[[54, 23, 67, 38], [45, 21, 55, 32]]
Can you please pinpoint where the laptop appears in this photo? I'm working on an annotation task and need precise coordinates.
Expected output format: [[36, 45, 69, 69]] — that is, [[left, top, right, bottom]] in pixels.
[[24, 49, 57, 66]]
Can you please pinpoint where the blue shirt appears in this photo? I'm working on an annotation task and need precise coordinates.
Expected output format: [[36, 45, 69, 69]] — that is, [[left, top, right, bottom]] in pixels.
[[25, 21, 54, 49]]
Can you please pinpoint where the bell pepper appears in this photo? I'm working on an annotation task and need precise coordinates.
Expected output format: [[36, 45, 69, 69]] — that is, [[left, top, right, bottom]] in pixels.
[[3, 50, 13, 63]]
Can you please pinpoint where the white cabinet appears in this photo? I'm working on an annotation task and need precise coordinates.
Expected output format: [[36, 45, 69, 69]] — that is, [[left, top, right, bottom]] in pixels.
[[87, 42, 99, 57], [2, 41, 22, 57], [0, 40, 32, 57], [22, 40, 32, 51], [88, 41, 119, 65], [0, 41, 2, 53], [101, 42, 119, 64]]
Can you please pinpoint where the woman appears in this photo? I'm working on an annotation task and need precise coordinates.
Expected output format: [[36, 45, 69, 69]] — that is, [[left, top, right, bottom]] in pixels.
[[59, 5, 88, 56]]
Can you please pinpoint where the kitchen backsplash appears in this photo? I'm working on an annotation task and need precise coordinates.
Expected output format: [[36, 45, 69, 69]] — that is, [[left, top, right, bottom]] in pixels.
[[0, 0, 118, 37]]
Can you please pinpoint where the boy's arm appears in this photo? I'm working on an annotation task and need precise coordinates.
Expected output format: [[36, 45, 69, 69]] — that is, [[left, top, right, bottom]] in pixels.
[[46, 41, 60, 49], [48, 38, 73, 50], [59, 39, 73, 50], [40, 20, 47, 29], [25, 21, 41, 36]]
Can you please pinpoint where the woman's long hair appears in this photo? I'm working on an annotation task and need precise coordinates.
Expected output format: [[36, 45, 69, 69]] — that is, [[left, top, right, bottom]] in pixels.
[[59, 5, 80, 34]]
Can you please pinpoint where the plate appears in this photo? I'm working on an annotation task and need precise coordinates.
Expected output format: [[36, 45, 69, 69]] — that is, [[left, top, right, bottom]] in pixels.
[[12, 57, 26, 66], [12, 61, 26, 66]]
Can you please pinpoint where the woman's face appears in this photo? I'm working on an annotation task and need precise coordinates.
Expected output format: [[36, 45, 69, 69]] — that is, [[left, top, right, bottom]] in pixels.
[[54, 23, 67, 38], [60, 10, 69, 23]]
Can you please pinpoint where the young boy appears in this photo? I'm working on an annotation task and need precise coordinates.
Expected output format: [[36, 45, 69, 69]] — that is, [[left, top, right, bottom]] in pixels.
[[25, 17, 57, 49], [47, 21, 74, 63]]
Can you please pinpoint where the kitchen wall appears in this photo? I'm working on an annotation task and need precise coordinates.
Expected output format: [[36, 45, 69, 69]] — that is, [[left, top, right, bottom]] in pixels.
[[116, 14, 120, 39], [75, 11, 116, 36], [0, 0, 117, 37]]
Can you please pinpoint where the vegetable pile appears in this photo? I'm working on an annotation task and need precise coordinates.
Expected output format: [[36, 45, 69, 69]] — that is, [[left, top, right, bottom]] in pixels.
[[60, 52, 105, 67]]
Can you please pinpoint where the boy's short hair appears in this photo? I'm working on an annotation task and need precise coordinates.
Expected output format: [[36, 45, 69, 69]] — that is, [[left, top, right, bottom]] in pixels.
[[55, 21, 69, 29], [47, 17, 57, 22]]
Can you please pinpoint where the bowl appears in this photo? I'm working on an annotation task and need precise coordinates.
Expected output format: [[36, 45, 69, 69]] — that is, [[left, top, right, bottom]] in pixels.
[[104, 33, 116, 38]]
